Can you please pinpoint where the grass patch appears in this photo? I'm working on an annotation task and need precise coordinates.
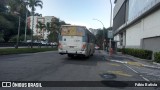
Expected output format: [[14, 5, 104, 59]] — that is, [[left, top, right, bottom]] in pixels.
[[0, 48, 57, 55]]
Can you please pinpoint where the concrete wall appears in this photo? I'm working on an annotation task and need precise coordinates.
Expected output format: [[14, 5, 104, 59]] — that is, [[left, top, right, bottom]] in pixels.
[[126, 22, 142, 48], [125, 9, 160, 51], [114, 34, 121, 48], [113, 0, 125, 19], [113, 0, 160, 53], [143, 37, 160, 52], [143, 9, 160, 38]]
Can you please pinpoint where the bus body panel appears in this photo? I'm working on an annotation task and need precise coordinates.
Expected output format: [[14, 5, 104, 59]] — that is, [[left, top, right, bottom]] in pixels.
[[58, 25, 95, 57]]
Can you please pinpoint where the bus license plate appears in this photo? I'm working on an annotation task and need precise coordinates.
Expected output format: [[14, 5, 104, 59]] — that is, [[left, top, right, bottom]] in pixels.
[[70, 46, 74, 48]]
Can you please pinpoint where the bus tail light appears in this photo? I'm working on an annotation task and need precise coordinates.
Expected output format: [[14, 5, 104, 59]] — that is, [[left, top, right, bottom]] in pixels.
[[81, 44, 86, 51], [58, 43, 62, 49]]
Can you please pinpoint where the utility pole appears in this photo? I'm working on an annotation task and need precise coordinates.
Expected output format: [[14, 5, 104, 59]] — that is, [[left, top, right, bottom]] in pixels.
[[109, 0, 113, 50]]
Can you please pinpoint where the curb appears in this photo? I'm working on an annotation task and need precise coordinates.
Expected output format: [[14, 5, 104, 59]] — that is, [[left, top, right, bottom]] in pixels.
[[142, 64, 160, 69], [101, 51, 160, 69], [153, 62, 160, 66], [120, 55, 160, 69]]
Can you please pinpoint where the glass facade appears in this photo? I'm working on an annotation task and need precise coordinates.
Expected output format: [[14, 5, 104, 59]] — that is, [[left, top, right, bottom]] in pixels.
[[128, 0, 153, 21]]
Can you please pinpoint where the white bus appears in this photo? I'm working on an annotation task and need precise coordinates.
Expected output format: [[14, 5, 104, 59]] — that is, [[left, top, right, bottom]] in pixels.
[[58, 25, 96, 58]]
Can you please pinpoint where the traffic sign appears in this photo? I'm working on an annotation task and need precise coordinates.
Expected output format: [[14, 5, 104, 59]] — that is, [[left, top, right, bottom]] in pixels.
[[108, 30, 113, 38]]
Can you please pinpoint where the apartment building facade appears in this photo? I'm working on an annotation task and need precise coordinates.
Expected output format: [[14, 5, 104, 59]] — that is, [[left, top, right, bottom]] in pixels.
[[113, 0, 160, 52], [28, 16, 55, 40]]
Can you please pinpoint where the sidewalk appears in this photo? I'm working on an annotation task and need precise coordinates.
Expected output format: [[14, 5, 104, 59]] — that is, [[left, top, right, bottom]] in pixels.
[[100, 50, 160, 69]]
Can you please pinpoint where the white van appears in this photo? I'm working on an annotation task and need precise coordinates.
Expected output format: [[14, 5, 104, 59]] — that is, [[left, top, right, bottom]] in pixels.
[[58, 25, 95, 58]]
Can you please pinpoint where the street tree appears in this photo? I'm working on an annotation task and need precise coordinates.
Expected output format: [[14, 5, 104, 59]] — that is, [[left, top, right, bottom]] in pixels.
[[96, 27, 111, 50], [36, 21, 45, 41], [27, 0, 43, 48], [48, 18, 68, 42], [0, 0, 31, 42]]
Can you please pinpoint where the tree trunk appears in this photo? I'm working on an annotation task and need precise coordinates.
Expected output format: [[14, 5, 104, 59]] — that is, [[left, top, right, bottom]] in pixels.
[[31, 11, 34, 48]]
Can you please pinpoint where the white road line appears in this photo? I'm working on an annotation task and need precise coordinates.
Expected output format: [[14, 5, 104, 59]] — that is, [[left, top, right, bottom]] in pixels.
[[140, 75, 150, 82], [110, 60, 127, 64], [124, 64, 138, 74], [124, 64, 150, 81]]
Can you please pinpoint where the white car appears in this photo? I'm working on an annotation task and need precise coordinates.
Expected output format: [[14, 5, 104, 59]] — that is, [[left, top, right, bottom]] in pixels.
[[50, 42, 58, 45], [26, 40, 31, 43], [95, 45, 100, 49]]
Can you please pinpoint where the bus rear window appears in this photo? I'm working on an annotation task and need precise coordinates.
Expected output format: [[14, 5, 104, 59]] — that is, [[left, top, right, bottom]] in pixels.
[[61, 26, 84, 36]]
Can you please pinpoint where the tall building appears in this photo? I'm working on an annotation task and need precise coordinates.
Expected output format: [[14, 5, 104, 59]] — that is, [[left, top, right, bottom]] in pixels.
[[28, 16, 55, 40], [113, 0, 160, 52]]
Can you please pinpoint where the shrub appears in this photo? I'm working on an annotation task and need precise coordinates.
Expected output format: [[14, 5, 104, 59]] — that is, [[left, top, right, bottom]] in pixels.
[[122, 48, 152, 60], [154, 52, 160, 63], [117, 48, 122, 52]]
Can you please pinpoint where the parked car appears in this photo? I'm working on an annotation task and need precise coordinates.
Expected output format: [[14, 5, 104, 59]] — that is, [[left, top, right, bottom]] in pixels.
[[50, 42, 58, 46], [41, 41, 49, 45], [26, 40, 31, 43], [95, 45, 100, 50]]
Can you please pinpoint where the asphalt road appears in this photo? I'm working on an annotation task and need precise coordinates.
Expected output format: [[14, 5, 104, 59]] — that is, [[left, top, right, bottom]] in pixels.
[[0, 50, 159, 90]]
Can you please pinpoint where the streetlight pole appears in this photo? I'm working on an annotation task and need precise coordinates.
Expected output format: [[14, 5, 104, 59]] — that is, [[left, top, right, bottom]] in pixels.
[[93, 19, 105, 51], [109, 0, 113, 51]]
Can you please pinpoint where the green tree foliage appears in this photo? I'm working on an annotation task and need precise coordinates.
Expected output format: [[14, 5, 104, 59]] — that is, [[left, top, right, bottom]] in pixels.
[[0, 32, 4, 42], [96, 27, 112, 49], [34, 13, 42, 16], [27, 0, 43, 48], [47, 18, 68, 42], [36, 21, 45, 41], [0, 0, 8, 13], [48, 33, 57, 43], [45, 22, 52, 32], [0, 0, 31, 42], [9, 35, 31, 42], [96, 29, 103, 49]]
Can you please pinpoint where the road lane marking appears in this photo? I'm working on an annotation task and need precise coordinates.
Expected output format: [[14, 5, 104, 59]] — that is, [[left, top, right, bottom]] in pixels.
[[110, 60, 127, 64], [109, 59, 160, 69], [124, 64, 138, 74], [127, 61, 143, 67], [124, 64, 150, 81], [140, 75, 150, 82], [108, 71, 132, 77], [110, 60, 142, 67]]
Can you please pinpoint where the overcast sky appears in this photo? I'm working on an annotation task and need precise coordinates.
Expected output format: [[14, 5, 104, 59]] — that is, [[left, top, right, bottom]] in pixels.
[[35, 0, 114, 29]]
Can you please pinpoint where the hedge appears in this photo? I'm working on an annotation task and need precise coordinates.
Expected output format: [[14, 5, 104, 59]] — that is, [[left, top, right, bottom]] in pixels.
[[0, 48, 57, 55], [117, 48, 153, 60], [154, 52, 160, 63], [117, 48, 122, 52]]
